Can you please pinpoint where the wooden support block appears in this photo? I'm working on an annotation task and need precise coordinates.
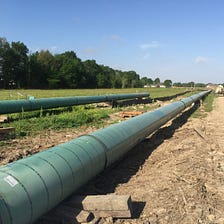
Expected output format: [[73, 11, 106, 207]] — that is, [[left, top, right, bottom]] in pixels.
[[121, 111, 143, 118], [76, 209, 94, 223], [92, 209, 132, 218], [0, 127, 15, 134], [67, 194, 132, 218]]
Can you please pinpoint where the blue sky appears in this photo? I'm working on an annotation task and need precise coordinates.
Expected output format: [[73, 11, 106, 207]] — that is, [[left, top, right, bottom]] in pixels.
[[1, 0, 224, 84]]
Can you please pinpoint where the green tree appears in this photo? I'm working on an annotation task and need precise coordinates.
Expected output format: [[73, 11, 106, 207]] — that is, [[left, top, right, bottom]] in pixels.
[[148, 78, 153, 85], [96, 73, 108, 88], [111, 70, 122, 88], [37, 50, 55, 88], [56, 51, 85, 88], [0, 38, 29, 88], [0, 37, 10, 88], [163, 79, 172, 88], [98, 65, 114, 88], [11, 41, 29, 88], [173, 82, 182, 87], [188, 81, 195, 88], [141, 77, 149, 86], [154, 77, 160, 85], [121, 71, 141, 88], [83, 60, 100, 88], [140, 77, 153, 86], [28, 52, 42, 88], [195, 83, 206, 87]]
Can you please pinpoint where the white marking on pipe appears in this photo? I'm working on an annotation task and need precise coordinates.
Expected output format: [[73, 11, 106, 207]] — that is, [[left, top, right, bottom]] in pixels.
[[4, 175, 18, 187]]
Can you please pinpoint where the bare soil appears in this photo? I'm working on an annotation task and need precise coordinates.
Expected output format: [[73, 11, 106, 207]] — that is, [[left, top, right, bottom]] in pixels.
[[1, 96, 224, 223], [78, 96, 224, 224]]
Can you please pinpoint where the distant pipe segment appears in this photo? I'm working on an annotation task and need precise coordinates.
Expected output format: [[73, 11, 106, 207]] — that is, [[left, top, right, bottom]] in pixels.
[[0, 92, 149, 115], [0, 90, 211, 224]]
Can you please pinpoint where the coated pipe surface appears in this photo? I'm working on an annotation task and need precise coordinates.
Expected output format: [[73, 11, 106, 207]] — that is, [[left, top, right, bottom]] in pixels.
[[0, 92, 149, 115], [0, 90, 211, 224]]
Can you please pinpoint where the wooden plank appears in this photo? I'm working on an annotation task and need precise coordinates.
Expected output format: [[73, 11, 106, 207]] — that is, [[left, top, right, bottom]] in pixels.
[[57, 205, 94, 223], [121, 111, 143, 118], [0, 127, 15, 134], [67, 194, 132, 212], [76, 209, 94, 223], [92, 209, 132, 218]]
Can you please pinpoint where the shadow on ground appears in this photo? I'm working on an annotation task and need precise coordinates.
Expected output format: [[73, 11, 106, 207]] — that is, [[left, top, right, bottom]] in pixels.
[[77, 103, 199, 218]]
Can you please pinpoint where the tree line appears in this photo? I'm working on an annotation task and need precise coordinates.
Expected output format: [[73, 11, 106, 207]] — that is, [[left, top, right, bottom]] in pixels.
[[0, 37, 144, 89], [0, 37, 207, 89]]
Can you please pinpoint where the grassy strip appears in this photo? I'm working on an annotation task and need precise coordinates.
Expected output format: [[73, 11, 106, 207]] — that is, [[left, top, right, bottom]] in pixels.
[[0, 87, 191, 100], [203, 91, 215, 112], [192, 92, 215, 118], [5, 101, 162, 137], [5, 106, 112, 137], [2, 89, 201, 138]]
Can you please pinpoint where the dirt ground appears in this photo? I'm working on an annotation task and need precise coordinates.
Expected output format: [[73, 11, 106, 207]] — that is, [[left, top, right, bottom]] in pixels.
[[78, 96, 224, 224], [1, 96, 224, 223]]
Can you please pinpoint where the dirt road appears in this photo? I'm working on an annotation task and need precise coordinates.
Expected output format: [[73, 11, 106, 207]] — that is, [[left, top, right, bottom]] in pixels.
[[78, 96, 224, 224]]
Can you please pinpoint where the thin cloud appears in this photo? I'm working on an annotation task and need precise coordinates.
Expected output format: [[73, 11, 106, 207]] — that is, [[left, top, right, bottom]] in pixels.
[[110, 35, 122, 42], [140, 41, 161, 50], [195, 56, 207, 64], [103, 34, 123, 42], [83, 47, 103, 55]]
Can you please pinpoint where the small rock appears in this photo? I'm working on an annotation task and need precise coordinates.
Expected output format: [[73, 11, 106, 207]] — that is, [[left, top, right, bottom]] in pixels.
[[207, 214, 215, 221]]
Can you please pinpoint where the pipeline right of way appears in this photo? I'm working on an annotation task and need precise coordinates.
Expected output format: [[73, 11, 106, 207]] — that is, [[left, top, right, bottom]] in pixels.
[[0, 90, 211, 224]]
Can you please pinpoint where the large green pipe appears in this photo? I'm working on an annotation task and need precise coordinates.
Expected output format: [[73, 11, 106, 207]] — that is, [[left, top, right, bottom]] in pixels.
[[0, 90, 210, 224], [0, 92, 149, 115]]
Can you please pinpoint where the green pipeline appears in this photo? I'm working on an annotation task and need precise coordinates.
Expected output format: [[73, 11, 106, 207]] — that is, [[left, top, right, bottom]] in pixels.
[[0, 90, 210, 224], [0, 92, 149, 115]]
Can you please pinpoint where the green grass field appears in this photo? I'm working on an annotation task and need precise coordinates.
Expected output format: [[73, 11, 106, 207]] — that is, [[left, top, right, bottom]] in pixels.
[[0, 87, 207, 138], [0, 87, 191, 100]]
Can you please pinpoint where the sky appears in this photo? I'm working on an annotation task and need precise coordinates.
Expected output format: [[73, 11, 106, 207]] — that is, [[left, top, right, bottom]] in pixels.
[[1, 0, 224, 84]]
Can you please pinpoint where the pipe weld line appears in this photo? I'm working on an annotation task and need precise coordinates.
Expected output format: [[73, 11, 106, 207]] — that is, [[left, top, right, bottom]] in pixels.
[[48, 151, 76, 186], [84, 134, 109, 169], [18, 162, 50, 210], [35, 157, 64, 200]]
